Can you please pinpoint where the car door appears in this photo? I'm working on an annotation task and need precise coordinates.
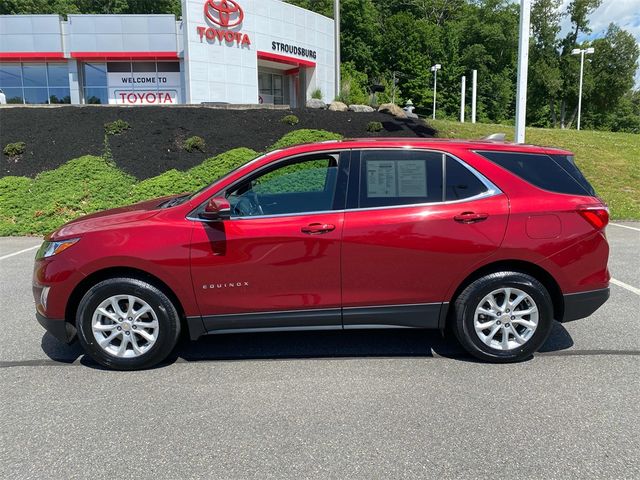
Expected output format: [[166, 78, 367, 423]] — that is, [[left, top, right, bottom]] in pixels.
[[190, 150, 350, 333], [341, 149, 509, 329]]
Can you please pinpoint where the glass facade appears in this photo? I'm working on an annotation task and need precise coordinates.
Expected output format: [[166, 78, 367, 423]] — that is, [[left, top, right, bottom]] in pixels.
[[82, 63, 108, 104], [259, 71, 287, 105], [82, 61, 181, 104], [0, 63, 70, 104]]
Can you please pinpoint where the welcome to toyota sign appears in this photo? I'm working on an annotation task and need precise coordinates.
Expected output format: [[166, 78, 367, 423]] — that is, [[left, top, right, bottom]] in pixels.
[[109, 71, 181, 105]]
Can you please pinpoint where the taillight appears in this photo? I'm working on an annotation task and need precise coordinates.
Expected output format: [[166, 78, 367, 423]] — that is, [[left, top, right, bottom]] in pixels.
[[577, 205, 609, 230]]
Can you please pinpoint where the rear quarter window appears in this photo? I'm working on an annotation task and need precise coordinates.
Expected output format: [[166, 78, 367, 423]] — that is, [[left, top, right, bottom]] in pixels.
[[476, 151, 596, 196]]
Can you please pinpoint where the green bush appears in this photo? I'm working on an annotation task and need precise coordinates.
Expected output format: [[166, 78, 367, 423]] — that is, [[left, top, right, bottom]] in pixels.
[[3, 142, 26, 157], [281, 114, 300, 126], [183, 136, 206, 153], [311, 88, 323, 100], [0, 156, 136, 235], [366, 121, 383, 133], [269, 129, 343, 151], [188, 148, 258, 185], [130, 170, 196, 203], [131, 148, 259, 203], [0, 176, 34, 235], [104, 119, 130, 136]]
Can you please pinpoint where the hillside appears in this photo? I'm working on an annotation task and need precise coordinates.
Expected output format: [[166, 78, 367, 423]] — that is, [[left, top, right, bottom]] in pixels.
[[431, 119, 640, 220]]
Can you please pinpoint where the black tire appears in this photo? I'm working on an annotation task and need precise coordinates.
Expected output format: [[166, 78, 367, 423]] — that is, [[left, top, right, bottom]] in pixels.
[[452, 271, 553, 363], [76, 277, 181, 370]]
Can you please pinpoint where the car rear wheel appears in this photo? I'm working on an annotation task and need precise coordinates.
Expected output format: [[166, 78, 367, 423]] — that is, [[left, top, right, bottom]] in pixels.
[[76, 277, 181, 370], [452, 272, 553, 362]]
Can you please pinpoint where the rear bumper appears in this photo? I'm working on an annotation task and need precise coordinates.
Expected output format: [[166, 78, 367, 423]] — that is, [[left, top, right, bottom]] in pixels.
[[36, 312, 77, 344], [561, 287, 610, 322]]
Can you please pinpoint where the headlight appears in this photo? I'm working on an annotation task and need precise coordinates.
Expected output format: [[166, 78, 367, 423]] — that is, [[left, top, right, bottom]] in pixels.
[[36, 238, 80, 259]]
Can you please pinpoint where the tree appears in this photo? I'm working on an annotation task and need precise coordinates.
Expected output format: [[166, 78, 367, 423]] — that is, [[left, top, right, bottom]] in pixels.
[[590, 24, 639, 112], [558, 0, 602, 128], [528, 0, 562, 126]]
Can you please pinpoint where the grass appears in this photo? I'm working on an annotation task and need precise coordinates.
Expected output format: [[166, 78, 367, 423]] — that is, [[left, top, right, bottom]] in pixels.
[[0, 130, 341, 236], [431, 119, 640, 220]]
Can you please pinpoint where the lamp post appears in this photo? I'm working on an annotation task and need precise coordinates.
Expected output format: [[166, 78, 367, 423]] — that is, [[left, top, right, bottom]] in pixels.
[[571, 47, 594, 131], [514, 0, 530, 144], [334, 0, 340, 100], [471, 69, 477, 123], [431, 64, 441, 120], [460, 75, 466, 123]]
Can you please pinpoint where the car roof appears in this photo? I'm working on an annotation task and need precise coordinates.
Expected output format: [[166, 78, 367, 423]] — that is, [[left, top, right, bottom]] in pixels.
[[283, 137, 573, 156]]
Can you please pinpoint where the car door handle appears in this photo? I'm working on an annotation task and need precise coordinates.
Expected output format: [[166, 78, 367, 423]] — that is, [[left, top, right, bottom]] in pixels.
[[453, 212, 489, 224], [301, 223, 336, 234]]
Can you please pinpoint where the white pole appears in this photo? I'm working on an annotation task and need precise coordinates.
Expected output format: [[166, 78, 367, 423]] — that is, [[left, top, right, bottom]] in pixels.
[[432, 69, 437, 120], [471, 69, 477, 123], [460, 75, 466, 122], [577, 50, 585, 131], [514, 0, 531, 143], [392, 71, 396, 105], [334, 0, 340, 100]]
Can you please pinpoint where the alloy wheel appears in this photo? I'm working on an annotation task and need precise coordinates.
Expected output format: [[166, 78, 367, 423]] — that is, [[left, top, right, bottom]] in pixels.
[[473, 287, 539, 351], [91, 295, 159, 358]]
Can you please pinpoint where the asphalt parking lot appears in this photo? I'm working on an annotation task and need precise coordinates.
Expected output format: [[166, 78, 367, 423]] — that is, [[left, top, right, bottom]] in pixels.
[[0, 224, 638, 479]]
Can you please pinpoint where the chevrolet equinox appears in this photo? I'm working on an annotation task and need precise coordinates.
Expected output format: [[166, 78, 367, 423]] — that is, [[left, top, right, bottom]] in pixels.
[[33, 138, 610, 369]]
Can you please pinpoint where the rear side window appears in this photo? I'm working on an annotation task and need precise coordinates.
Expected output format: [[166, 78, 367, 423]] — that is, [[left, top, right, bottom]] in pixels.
[[477, 151, 596, 196], [549, 154, 596, 196], [446, 157, 489, 201], [359, 150, 443, 208]]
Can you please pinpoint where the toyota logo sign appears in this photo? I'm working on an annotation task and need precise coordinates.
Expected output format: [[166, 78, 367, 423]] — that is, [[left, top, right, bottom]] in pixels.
[[204, 0, 244, 28]]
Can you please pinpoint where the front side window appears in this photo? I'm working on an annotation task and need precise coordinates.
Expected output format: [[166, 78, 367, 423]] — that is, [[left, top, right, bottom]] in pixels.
[[227, 154, 339, 217], [359, 150, 444, 208]]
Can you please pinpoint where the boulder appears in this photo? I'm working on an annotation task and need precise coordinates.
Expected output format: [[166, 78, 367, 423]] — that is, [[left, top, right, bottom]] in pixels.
[[405, 111, 419, 119], [378, 103, 407, 119], [306, 98, 327, 109], [348, 104, 375, 113], [328, 101, 349, 112]]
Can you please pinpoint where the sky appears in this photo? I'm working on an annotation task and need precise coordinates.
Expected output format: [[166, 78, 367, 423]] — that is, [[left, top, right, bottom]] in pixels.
[[558, 0, 640, 86]]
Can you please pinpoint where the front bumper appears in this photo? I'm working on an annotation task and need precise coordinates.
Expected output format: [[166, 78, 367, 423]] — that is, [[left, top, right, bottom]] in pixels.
[[562, 287, 610, 322], [36, 312, 77, 344]]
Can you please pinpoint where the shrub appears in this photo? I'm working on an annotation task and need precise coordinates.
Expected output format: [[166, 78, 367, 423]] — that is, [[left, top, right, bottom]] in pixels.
[[183, 135, 206, 153], [3, 142, 26, 157], [0, 156, 136, 235], [0, 176, 33, 235], [311, 88, 323, 100], [366, 121, 383, 133], [104, 119, 130, 136], [269, 129, 343, 150], [130, 147, 259, 204], [189, 148, 258, 185], [130, 170, 197, 203], [281, 114, 300, 126]]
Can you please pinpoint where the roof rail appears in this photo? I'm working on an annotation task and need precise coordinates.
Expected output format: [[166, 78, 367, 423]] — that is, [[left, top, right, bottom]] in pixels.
[[482, 133, 507, 141]]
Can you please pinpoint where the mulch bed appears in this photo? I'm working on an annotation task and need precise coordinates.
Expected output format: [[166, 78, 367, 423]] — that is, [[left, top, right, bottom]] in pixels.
[[0, 106, 435, 180]]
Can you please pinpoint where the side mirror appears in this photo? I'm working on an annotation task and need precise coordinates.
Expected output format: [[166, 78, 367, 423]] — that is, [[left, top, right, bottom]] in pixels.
[[199, 197, 231, 221]]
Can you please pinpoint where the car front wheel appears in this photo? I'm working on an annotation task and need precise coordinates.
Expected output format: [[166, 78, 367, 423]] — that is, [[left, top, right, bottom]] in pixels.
[[76, 277, 181, 370], [452, 272, 554, 362]]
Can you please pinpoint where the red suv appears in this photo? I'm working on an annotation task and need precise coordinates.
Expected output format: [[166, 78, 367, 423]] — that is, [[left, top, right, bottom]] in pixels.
[[33, 139, 610, 369]]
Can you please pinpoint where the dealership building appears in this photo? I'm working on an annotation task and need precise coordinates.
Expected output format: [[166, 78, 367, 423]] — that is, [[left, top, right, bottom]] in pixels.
[[0, 0, 335, 107]]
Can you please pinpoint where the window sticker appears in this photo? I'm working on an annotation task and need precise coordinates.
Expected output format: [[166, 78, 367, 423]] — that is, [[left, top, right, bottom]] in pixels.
[[366, 160, 397, 197], [398, 160, 427, 197]]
